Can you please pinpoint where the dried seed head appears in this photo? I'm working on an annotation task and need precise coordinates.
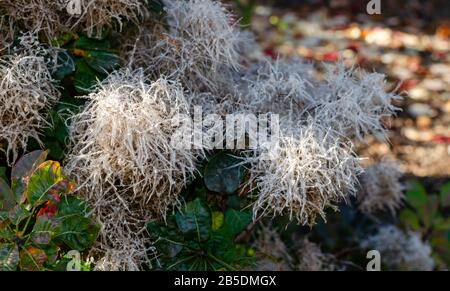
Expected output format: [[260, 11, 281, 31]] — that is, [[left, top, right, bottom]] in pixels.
[[70, 0, 147, 39], [358, 161, 404, 215], [0, 0, 66, 40], [360, 225, 435, 271], [127, 0, 241, 93], [311, 63, 401, 141], [66, 69, 200, 216], [246, 121, 362, 226], [91, 203, 156, 271], [295, 238, 338, 271], [252, 224, 292, 271], [0, 33, 59, 165], [0, 0, 146, 40], [65, 69, 201, 270], [239, 58, 315, 120]]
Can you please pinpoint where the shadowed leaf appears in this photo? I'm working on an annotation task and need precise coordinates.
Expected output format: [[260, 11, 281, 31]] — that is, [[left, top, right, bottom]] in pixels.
[[11, 150, 48, 203], [0, 243, 19, 271]]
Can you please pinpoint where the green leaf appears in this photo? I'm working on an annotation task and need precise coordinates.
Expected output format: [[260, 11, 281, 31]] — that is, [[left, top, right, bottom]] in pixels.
[[212, 211, 224, 231], [406, 181, 428, 215], [433, 217, 450, 231], [0, 178, 15, 211], [54, 196, 98, 251], [49, 33, 73, 47], [147, 0, 165, 13], [0, 211, 8, 223], [11, 150, 48, 203], [227, 195, 242, 210], [8, 205, 31, 226], [423, 195, 439, 228], [74, 36, 111, 51], [26, 161, 66, 207], [0, 243, 19, 271], [57, 196, 90, 217], [0, 167, 7, 183], [55, 215, 99, 251], [175, 198, 211, 242], [0, 227, 13, 240], [19, 246, 47, 271], [45, 141, 65, 160], [84, 51, 120, 73], [399, 209, 420, 230], [147, 215, 185, 259], [41, 243, 59, 265], [439, 182, 450, 208], [204, 152, 246, 195], [147, 216, 182, 242], [221, 209, 252, 237], [31, 215, 59, 245], [52, 50, 75, 80], [74, 60, 99, 93]]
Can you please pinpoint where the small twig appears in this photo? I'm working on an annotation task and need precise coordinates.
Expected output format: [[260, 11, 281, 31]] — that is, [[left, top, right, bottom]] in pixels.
[[234, 217, 261, 244]]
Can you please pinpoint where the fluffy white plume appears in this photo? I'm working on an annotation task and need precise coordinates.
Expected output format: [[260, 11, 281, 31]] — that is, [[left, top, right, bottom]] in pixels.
[[0, 34, 59, 165], [126, 0, 241, 93], [239, 57, 315, 120], [246, 121, 362, 226], [65, 69, 202, 270], [295, 238, 338, 271], [0, 0, 146, 39], [311, 63, 401, 141], [358, 161, 404, 215], [360, 225, 435, 271]]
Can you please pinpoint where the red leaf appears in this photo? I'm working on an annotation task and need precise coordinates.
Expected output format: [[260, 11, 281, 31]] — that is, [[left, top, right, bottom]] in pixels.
[[322, 52, 339, 62]]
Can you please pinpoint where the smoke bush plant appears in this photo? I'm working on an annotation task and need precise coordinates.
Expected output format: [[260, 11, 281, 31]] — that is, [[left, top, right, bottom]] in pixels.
[[0, 34, 59, 165], [0, 0, 409, 271], [69, 0, 147, 39], [358, 161, 404, 215], [246, 122, 362, 226], [65, 69, 202, 270], [127, 0, 242, 93], [311, 63, 401, 141], [239, 58, 315, 120], [0, 0, 65, 40], [360, 225, 435, 271], [0, 0, 146, 40], [295, 238, 339, 271]]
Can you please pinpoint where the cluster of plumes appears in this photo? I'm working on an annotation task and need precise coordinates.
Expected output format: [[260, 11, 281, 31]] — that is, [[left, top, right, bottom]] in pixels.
[[252, 225, 339, 271], [0, 0, 146, 40], [235, 55, 402, 225], [310, 63, 402, 141], [360, 225, 435, 271], [59, 0, 402, 269], [122, 0, 399, 228], [124, 0, 242, 94], [0, 33, 59, 165], [65, 69, 202, 270], [0, 0, 64, 40], [295, 238, 339, 271], [246, 122, 362, 226], [238, 58, 315, 119], [358, 161, 405, 215], [252, 224, 293, 271], [70, 0, 147, 39]]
